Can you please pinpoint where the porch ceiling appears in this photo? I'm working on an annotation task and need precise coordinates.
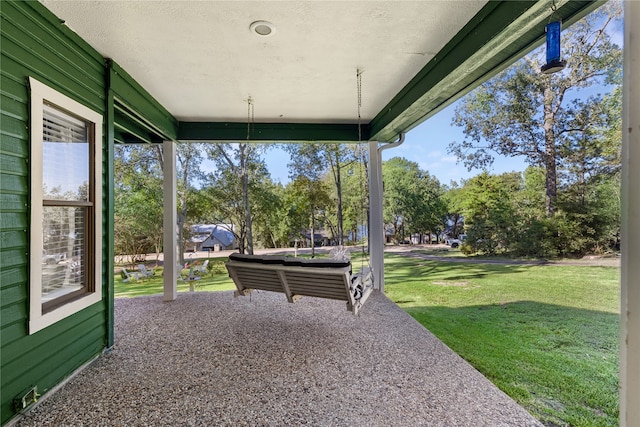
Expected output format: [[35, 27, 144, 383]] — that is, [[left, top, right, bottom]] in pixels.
[[40, 0, 598, 142]]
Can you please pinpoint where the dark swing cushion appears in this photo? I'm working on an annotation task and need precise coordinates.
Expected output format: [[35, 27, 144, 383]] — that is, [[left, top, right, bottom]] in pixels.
[[282, 257, 351, 269], [228, 253, 286, 264], [229, 253, 350, 269]]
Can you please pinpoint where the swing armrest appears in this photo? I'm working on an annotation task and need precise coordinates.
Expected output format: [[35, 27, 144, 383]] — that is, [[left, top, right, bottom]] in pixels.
[[351, 266, 372, 286]]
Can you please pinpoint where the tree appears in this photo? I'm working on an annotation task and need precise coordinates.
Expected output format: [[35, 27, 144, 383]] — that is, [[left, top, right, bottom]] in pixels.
[[173, 143, 205, 261], [341, 155, 369, 244], [248, 179, 284, 249], [285, 143, 358, 245], [449, 3, 622, 217], [113, 143, 206, 264], [442, 183, 466, 239], [206, 143, 268, 254], [382, 157, 446, 244], [458, 172, 520, 255], [289, 176, 332, 256], [410, 173, 447, 243], [114, 145, 164, 264]]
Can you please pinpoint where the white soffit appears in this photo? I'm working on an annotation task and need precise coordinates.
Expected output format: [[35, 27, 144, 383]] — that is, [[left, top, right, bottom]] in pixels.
[[41, 1, 488, 123]]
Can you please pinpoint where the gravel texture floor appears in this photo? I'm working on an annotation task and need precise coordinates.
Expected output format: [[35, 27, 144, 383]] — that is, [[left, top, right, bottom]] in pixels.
[[15, 291, 542, 426]]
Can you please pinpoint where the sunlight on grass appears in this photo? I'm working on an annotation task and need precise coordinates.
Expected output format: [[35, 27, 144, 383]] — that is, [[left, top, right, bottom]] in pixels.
[[114, 264, 236, 298], [383, 254, 620, 427]]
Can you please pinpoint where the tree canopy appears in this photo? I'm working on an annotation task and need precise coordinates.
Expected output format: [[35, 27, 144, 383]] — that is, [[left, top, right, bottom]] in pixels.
[[448, 2, 622, 217], [382, 157, 446, 244]]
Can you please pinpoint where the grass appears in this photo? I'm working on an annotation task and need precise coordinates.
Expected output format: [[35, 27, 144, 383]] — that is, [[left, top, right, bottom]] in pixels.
[[383, 254, 620, 427], [411, 248, 468, 258], [114, 260, 236, 298]]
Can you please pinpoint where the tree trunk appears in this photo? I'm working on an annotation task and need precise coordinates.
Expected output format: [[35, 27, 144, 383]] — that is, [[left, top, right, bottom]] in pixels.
[[238, 223, 246, 254], [334, 152, 344, 246], [580, 151, 586, 206], [310, 209, 316, 258], [240, 143, 254, 254], [543, 86, 558, 217]]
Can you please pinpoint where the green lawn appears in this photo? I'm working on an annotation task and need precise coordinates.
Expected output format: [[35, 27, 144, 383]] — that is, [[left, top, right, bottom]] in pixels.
[[383, 254, 620, 427], [114, 260, 236, 298]]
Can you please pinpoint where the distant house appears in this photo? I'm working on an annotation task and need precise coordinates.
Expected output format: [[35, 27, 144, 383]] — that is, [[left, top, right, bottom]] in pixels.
[[186, 224, 237, 252], [305, 231, 330, 247]]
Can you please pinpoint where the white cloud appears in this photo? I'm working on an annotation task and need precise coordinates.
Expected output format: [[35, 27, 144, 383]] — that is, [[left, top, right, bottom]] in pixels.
[[440, 155, 458, 163]]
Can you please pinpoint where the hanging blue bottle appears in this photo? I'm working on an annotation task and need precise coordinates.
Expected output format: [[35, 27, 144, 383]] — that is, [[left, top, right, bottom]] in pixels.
[[541, 21, 566, 74]]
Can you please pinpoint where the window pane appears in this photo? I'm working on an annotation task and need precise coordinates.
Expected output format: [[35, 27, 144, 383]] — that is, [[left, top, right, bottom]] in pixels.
[[42, 104, 90, 201], [42, 206, 87, 304]]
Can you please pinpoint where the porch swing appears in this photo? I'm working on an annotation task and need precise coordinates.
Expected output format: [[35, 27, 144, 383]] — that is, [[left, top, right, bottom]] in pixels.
[[225, 69, 375, 315]]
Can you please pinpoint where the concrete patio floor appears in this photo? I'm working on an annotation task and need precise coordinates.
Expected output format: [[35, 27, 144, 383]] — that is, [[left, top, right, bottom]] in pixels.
[[15, 291, 542, 426]]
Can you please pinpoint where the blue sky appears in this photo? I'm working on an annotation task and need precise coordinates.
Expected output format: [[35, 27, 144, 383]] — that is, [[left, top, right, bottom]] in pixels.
[[261, 100, 528, 187], [378, 102, 528, 187]]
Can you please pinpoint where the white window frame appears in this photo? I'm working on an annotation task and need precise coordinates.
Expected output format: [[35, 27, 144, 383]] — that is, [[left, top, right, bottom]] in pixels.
[[28, 77, 103, 334]]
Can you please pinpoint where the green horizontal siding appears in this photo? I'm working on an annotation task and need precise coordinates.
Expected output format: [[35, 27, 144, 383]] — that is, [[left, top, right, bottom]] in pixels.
[[0, 174, 26, 195], [0, 153, 27, 175], [0, 299, 27, 331], [0, 133, 29, 158], [1, 308, 106, 420], [2, 34, 103, 115], [0, 282, 27, 313], [0, 213, 27, 231], [0, 323, 26, 350], [2, 306, 105, 378], [0, 1, 109, 424], [1, 2, 104, 112], [0, 88, 28, 121], [0, 194, 26, 212], [0, 230, 27, 250], [0, 109, 28, 142]]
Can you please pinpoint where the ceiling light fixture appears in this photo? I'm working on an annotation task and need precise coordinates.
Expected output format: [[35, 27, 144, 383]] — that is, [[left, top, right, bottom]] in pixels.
[[250, 21, 275, 37]]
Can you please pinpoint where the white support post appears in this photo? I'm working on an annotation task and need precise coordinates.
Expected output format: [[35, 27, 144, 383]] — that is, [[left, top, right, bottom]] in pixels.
[[621, 2, 639, 425], [368, 141, 384, 291], [163, 140, 178, 301]]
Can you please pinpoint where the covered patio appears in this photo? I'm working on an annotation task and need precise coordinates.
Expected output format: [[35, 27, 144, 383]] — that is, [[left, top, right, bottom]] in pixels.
[[15, 291, 541, 426], [2, 1, 639, 425]]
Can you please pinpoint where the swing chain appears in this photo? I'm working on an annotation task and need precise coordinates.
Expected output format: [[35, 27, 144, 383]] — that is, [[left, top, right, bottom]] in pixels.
[[246, 96, 254, 142], [357, 68, 364, 145], [356, 68, 369, 273]]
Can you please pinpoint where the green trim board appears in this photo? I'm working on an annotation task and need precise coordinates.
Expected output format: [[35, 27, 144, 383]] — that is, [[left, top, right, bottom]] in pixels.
[[105, 80, 116, 349], [114, 113, 164, 144], [107, 60, 178, 142], [178, 121, 371, 143], [368, 0, 603, 142]]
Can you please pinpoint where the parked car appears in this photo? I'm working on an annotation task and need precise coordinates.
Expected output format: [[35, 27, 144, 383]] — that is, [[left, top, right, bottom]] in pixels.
[[42, 251, 66, 265], [448, 234, 467, 248]]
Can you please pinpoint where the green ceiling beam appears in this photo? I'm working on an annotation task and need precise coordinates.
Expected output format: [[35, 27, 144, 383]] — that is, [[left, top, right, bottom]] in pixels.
[[107, 59, 178, 141], [369, 0, 603, 142], [177, 122, 370, 143]]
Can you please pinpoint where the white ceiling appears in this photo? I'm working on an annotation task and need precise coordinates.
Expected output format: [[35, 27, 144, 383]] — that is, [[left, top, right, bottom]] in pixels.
[[41, 1, 487, 124]]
